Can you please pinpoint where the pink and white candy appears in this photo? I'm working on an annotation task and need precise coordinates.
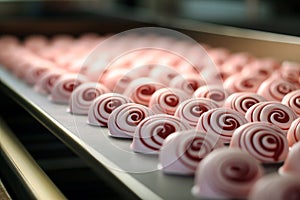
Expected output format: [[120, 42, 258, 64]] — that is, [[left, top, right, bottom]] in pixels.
[[34, 69, 65, 94], [279, 141, 300, 175], [87, 93, 133, 127], [69, 82, 110, 115], [108, 103, 154, 138], [174, 98, 218, 127], [50, 74, 89, 104], [224, 92, 266, 115], [245, 102, 297, 134], [223, 73, 264, 93], [287, 118, 300, 147], [196, 108, 248, 143], [194, 85, 229, 106], [149, 88, 190, 115], [192, 148, 264, 199], [230, 122, 289, 163], [169, 74, 205, 95], [248, 173, 300, 200], [282, 89, 300, 117], [159, 130, 224, 175], [131, 114, 191, 154]]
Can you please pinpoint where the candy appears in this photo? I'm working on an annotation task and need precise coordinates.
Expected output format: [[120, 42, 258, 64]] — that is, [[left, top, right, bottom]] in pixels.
[[279, 141, 300, 175], [248, 173, 300, 200], [287, 118, 300, 147], [148, 88, 190, 115], [50, 74, 89, 104], [223, 73, 264, 93], [194, 85, 229, 106], [192, 148, 264, 199], [282, 89, 300, 117], [68, 82, 110, 115], [87, 93, 133, 127], [196, 108, 248, 143], [131, 114, 191, 154], [149, 65, 179, 86], [123, 77, 164, 106], [224, 92, 266, 115], [230, 122, 289, 163], [169, 74, 205, 95], [108, 103, 154, 138], [257, 76, 300, 101], [174, 98, 218, 127], [245, 102, 297, 134], [159, 130, 224, 175]]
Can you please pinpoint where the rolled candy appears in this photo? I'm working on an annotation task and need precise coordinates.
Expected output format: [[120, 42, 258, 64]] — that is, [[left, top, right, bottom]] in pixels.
[[149, 88, 190, 115], [257, 76, 300, 102], [24, 35, 49, 53], [34, 69, 66, 95], [287, 118, 300, 147], [245, 102, 297, 134], [279, 141, 300, 175], [174, 98, 219, 127], [196, 108, 248, 143], [50, 74, 89, 104], [279, 61, 300, 83], [87, 93, 133, 127], [169, 74, 206, 95], [123, 77, 164, 106], [224, 92, 266, 115], [99, 68, 130, 92], [194, 85, 229, 107], [108, 103, 154, 138], [248, 173, 300, 200], [282, 89, 300, 117], [230, 122, 289, 163], [149, 65, 179, 86], [192, 148, 264, 199], [223, 73, 264, 93], [159, 130, 224, 175], [131, 114, 191, 154], [69, 82, 110, 115]]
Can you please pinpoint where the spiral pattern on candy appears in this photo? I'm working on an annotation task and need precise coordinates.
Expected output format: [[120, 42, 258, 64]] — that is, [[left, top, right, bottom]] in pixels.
[[50, 74, 89, 104], [282, 89, 300, 117], [192, 148, 264, 199], [34, 69, 64, 94], [159, 130, 224, 175], [230, 122, 289, 163], [287, 118, 300, 147], [245, 102, 297, 133], [149, 88, 190, 115], [123, 78, 164, 106], [108, 103, 154, 138], [174, 98, 219, 127], [194, 85, 229, 106], [223, 74, 264, 93], [257, 76, 300, 101], [224, 92, 266, 115], [87, 93, 133, 127], [196, 108, 248, 143], [169, 74, 205, 95], [131, 114, 191, 154], [69, 82, 109, 115]]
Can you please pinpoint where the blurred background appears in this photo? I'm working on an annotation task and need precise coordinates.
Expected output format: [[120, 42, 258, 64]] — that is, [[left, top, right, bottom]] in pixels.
[[0, 0, 300, 36]]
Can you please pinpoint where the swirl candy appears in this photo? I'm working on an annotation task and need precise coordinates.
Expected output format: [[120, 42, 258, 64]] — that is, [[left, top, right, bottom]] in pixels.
[[248, 173, 300, 200], [108, 103, 154, 138], [257, 76, 300, 101], [287, 118, 300, 147], [230, 122, 289, 163], [149, 65, 179, 86], [169, 74, 206, 95], [68, 82, 110, 115], [282, 89, 300, 117], [223, 73, 264, 93], [50, 74, 89, 104], [224, 92, 266, 115], [196, 108, 248, 143], [123, 77, 164, 106], [148, 88, 190, 115], [192, 148, 264, 199], [279, 141, 300, 175], [34, 69, 65, 94], [159, 130, 224, 175], [194, 85, 229, 107], [131, 114, 192, 154], [245, 102, 297, 134], [174, 98, 219, 127], [87, 93, 133, 127]]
